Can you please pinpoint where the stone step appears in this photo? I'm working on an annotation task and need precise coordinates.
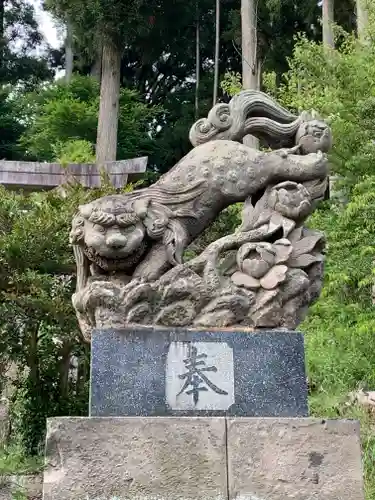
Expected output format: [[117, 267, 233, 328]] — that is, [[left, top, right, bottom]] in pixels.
[[42, 417, 364, 500]]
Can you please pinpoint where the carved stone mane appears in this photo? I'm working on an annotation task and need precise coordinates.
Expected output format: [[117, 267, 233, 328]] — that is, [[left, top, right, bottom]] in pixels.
[[70, 90, 332, 342]]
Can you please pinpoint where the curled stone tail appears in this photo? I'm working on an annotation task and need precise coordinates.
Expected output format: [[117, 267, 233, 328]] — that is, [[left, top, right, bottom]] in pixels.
[[189, 90, 302, 147]]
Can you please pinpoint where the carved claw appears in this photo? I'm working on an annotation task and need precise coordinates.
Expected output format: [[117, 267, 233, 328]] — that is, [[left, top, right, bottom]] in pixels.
[[277, 145, 301, 158], [288, 144, 302, 154]]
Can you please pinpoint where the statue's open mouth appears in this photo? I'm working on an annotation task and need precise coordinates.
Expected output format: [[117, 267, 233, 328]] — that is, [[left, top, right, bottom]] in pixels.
[[84, 240, 148, 272]]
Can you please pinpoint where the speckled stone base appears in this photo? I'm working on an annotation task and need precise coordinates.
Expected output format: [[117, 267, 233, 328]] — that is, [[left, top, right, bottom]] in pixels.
[[90, 326, 308, 417]]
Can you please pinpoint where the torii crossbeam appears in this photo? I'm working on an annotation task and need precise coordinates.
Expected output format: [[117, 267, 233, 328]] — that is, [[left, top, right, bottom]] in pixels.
[[0, 157, 148, 191]]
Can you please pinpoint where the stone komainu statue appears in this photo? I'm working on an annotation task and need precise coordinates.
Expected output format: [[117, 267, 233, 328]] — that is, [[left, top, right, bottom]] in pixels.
[[70, 90, 332, 341]]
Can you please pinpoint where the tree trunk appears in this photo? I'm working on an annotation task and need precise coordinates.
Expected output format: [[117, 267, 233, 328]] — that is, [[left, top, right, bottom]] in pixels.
[[241, 0, 259, 148], [213, 0, 220, 105], [257, 59, 262, 91], [0, 0, 4, 72], [27, 324, 40, 389], [65, 20, 74, 82], [76, 344, 90, 400], [195, 2, 200, 119], [59, 342, 72, 400], [322, 0, 335, 48], [356, 0, 369, 43], [91, 43, 103, 82], [96, 39, 121, 165]]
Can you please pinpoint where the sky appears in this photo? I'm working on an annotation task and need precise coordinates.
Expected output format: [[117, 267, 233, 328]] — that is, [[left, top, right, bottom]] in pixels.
[[31, 0, 64, 77], [32, 0, 61, 49]]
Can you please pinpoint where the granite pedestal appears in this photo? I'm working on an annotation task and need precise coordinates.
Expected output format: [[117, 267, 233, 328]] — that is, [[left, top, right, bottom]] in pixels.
[[42, 417, 365, 500], [90, 326, 308, 417]]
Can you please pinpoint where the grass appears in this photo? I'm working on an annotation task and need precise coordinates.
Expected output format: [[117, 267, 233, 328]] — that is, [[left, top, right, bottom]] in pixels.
[[0, 444, 42, 476]]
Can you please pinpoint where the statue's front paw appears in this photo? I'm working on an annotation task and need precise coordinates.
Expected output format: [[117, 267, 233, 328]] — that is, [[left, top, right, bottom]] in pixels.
[[73, 282, 119, 314]]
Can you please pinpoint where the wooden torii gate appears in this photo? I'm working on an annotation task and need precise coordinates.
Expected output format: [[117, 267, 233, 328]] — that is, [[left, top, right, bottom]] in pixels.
[[0, 157, 148, 191]]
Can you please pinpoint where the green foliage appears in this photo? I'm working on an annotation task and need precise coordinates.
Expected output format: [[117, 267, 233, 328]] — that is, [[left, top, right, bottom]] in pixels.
[[45, 0, 152, 50], [19, 75, 164, 162], [0, 187, 84, 453], [302, 177, 375, 399], [301, 182, 375, 500], [0, 88, 25, 160], [275, 27, 375, 191], [278, 24, 375, 487], [305, 298, 375, 499], [151, 75, 213, 173], [220, 69, 280, 100], [18, 76, 100, 161], [0, 181, 137, 454], [223, 7, 375, 195], [220, 72, 242, 97], [189, 205, 242, 257], [53, 139, 95, 164], [0, 445, 42, 475], [0, 1, 373, 494], [44, 0, 333, 174]]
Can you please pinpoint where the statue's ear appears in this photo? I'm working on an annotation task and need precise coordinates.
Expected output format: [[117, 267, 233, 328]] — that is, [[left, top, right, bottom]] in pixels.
[[78, 204, 92, 219], [70, 214, 85, 244], [300, 110, 312, 122], [133, 198, 150, 219], [72, 244, 90, 292], [70, 215, 90, 293], [143, 202, 172, 239], [311, 109, 321, 120], [163, 219, 189, 265]]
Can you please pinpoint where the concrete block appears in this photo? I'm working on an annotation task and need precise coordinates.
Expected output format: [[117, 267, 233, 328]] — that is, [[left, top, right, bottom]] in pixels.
[[227, 418, 364, 500], [43, 416, 227, 500]]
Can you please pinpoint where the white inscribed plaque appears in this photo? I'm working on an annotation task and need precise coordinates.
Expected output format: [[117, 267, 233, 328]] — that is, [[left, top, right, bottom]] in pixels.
[[165, 341, 235, 411]]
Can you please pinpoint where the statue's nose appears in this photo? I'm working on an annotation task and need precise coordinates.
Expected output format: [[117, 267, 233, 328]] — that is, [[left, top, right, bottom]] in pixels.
[[106, 234, 127, 249]]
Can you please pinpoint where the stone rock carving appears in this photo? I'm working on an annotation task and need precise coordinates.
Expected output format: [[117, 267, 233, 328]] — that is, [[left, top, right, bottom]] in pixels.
[[70, 90, 331, 341]]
